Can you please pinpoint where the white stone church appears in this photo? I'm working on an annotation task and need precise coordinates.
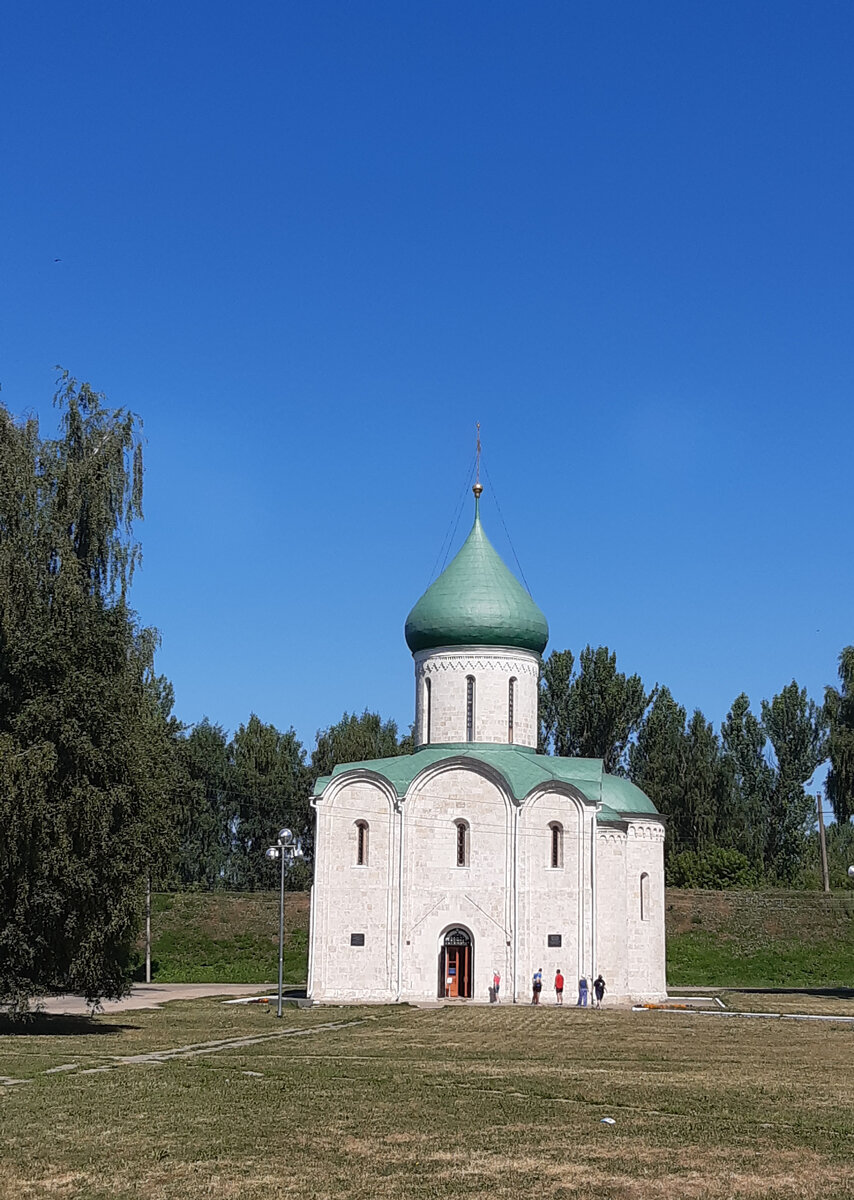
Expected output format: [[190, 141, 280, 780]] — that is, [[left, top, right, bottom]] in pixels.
[[307, 486, 666, 1004]]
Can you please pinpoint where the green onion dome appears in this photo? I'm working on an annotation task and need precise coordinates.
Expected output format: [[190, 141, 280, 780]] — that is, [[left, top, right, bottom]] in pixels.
[[405, 493, 549, 655]]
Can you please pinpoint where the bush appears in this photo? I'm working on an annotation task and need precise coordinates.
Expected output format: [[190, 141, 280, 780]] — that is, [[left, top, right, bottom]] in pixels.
[[666, 847, 760, 890]]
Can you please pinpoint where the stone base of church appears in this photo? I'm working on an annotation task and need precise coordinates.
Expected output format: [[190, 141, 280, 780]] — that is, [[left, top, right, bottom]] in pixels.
[[307, 989, 669, 1006]]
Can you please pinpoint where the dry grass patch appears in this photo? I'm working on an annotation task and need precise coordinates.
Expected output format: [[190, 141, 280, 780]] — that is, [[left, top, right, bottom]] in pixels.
[[2, 1001, 854, 1198]]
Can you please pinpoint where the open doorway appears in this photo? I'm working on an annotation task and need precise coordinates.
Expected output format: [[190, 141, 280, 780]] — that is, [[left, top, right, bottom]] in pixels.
[[439, 926, 473, 998]]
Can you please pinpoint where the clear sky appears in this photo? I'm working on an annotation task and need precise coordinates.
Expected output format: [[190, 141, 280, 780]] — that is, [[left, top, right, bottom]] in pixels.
[[2, 2, 852, 753]]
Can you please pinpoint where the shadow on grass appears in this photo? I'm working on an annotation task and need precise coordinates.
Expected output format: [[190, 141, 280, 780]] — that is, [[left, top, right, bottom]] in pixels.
[[0, 1013, 139, 1037]]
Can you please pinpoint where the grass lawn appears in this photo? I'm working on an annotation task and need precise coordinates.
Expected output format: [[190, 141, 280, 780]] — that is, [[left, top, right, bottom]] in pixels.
[[3, 1000, 854, 1199]]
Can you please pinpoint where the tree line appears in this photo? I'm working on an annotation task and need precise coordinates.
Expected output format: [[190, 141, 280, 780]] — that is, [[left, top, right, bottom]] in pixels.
[[165, 644, 854, 896], [2, 377, 853, 1011], [160, 708, 411, 895], [540, 645, 854, 889]]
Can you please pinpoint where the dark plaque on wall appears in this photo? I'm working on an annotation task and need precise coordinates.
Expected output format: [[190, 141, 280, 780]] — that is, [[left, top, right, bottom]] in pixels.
[[350, 932, 365, 946], [547, 933, 562, 947]]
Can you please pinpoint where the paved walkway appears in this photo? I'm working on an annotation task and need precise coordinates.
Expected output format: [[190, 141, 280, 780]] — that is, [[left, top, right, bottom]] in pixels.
[[35, 983, 278, 1016], [2, 1016, 376, 1088]]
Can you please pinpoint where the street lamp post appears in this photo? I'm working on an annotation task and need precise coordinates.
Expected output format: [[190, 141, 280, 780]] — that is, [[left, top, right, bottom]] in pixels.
[[266, 828, 305, 1018]]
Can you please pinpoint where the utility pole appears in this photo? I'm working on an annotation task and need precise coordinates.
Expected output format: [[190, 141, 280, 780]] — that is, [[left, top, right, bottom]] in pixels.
[[266, 828, 305, 1017], [145, 873, 152, 983], [817, 792, 831, 894]]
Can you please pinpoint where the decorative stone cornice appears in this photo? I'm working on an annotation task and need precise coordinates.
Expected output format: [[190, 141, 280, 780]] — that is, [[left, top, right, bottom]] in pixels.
[[415, 648, 539, 678], [626, 820, 665, 843]]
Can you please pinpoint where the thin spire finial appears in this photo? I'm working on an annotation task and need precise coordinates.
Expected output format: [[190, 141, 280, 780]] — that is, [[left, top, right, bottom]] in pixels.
[[473, 422, 483, 500]]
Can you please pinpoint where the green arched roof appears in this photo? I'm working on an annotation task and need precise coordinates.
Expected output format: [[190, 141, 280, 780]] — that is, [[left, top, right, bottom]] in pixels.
[[599, 774, 659, 815], [404, 499, 549, 655], [314, 744, 660, 819]]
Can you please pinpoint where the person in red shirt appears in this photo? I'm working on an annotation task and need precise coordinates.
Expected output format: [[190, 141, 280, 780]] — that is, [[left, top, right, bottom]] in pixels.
[[554, 969, 564, 1005]]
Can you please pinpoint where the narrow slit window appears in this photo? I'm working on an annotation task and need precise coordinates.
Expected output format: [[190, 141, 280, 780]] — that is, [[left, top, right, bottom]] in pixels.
[[455, 820, 469, 867], [425, 677, 432, 744], [355, 820, 368, 866], [549, 822, 563, 869], [508, 677, 517, 743], [466, 676, 475, 741], [640, 872, 650, 921]]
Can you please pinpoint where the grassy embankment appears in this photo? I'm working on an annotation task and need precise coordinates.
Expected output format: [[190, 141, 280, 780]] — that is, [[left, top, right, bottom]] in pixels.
[[142, 888, 854, 988], [137, 891, 309, 984], [666, 888, 854, 987], [3, 999, 854, 1199]]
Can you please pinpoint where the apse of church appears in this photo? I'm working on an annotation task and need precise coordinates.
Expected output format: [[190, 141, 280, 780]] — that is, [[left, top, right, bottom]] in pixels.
[[308, 484, 666, 1005]]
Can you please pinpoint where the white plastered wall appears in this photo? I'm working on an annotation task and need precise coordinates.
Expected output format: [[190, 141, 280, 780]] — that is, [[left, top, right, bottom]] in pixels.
[[399, 763, 513, 1002], [309, 775, 398, 1002], [413, 646, 540, 747], [595, 826, 630, 1001], [309, 765, 667, 1005], [516, 787, 588, 1002], [623, 818, 667, 1000]]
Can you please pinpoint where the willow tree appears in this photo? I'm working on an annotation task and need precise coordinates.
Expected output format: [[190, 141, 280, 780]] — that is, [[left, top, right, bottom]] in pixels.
[[0, 374, 171, 1014]]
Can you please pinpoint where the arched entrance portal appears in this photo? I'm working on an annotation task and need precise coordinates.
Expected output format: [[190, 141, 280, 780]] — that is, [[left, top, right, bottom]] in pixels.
[[439, 927, 473, 999]]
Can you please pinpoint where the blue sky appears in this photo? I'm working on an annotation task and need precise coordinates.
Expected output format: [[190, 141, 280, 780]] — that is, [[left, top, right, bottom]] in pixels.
[[2, 2, 852, 754]]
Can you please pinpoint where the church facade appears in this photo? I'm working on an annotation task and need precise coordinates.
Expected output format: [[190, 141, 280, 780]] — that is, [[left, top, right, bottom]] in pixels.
[[307, 488, 666, 1004]]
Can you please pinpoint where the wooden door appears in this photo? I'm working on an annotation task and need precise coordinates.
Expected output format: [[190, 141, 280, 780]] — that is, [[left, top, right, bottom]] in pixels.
[[446, 948, 460, 997], [460, 944, 469, 997]]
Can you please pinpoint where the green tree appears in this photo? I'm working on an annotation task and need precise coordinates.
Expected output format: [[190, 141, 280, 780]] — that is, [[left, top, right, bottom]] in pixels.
[[538, 649, 574, 754], [171, 719, 231, 890], [761, 682, 828, 882], [227, 715, 310, 891], [720, 693, 774, 865], [629, 687, 689, 851], [539, 646, 653, 772], [0, 375, 171, 1014], [682, 710, 727, 854], [825, 647, 854, 823], [311, 710, 411, 781]]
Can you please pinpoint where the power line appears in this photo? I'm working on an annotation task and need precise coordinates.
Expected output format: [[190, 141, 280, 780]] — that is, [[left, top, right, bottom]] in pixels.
[[426, 453, 477, 586], [481, 458, 532, 595]]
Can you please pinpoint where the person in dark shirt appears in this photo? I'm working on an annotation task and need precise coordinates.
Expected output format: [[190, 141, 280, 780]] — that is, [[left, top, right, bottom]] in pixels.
[[593, 974, 606, 1008]]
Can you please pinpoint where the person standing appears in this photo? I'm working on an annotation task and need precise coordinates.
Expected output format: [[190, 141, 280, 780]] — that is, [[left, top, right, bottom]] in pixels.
[[577, 976, 588, 1007], [532, 968, 543, 1005], [493, 970, 501, 1003], [593, 974, 606, 1008], [554, 969, 564, 1005]]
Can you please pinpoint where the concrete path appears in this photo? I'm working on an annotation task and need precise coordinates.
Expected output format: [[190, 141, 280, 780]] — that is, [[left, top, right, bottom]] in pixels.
[[2, 1017, 377, 1088], [35, 983, 278, 1016]]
